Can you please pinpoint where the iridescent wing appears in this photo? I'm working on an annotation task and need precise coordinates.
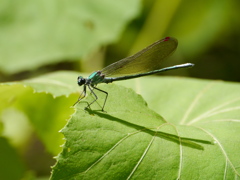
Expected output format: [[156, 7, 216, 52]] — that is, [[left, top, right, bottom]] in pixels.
[[101, 37, 178, 77]]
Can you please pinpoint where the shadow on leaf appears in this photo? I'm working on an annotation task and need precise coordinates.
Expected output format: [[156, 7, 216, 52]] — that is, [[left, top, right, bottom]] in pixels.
[[85, 109, 213, 150]]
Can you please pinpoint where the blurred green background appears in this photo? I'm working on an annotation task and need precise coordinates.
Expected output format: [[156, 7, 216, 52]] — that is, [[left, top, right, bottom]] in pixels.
[[0, 0, 239, 82], [0, 0, 240, 179]]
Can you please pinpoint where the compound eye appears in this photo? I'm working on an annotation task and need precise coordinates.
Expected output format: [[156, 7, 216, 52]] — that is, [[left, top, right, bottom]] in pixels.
[[77, 76, 86, 86]]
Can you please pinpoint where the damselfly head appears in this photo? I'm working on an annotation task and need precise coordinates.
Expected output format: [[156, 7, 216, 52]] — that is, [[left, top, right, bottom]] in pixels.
[[77, 76, 86, 86]]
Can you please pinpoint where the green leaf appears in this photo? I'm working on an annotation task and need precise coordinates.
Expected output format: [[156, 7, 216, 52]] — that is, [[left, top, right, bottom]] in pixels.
[[1, 71, 240, 178], [0, 0, 140, 73], [0, 71, 81, 155], [51, 77, 240, 179], [22, 71, 81, 97]]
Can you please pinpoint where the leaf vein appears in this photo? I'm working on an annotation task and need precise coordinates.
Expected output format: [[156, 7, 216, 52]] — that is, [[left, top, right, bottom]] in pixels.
[[197, 127, 240, 177], [181, 82, 215, 125]]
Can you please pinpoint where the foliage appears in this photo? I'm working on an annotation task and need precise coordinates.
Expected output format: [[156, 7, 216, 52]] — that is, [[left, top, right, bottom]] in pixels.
[[1, 72, 240, 179], [0, 0, 140, 73], [0, 0, 240, 179]]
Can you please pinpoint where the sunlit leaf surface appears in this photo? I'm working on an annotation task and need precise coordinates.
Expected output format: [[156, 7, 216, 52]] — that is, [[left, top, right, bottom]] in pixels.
[[49, 74, 240, 179]]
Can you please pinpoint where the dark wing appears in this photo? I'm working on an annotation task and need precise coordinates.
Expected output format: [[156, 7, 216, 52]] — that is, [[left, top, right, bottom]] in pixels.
[[101, 37, 178, 77]]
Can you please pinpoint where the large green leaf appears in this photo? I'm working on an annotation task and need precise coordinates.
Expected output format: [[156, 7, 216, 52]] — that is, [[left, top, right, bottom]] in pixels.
[[50, 75, 240, 179], [0, 0, 140, 73], [1, 71, 239, 178]]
